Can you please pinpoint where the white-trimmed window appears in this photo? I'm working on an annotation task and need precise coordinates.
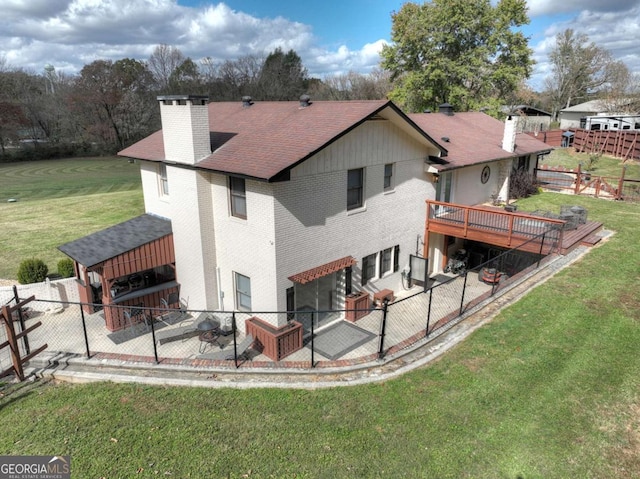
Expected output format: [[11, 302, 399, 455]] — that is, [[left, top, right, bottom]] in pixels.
[[362, 245, 400, 286], [235, 272, 252, 311], [229, 177, 247, 219], [159, 164, 169, 196], [362, 253, 377, 286], [379, 247, 393, 277], [383, 163, 394, 191], [347, 168, 364, 210]]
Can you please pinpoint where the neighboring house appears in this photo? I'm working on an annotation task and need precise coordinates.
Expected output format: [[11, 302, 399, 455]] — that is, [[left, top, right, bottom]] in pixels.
[[558, 99, 639, 129], [59, 96, 551, 334]]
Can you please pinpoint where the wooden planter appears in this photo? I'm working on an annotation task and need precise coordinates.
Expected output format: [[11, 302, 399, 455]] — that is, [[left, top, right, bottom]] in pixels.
[[345, 291, 370, 322], [245, 316, 303, 361]]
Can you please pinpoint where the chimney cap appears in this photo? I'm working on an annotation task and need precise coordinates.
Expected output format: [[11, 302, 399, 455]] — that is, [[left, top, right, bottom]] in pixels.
[[438, 103, 454, 116], [157, 94, 209, 103]]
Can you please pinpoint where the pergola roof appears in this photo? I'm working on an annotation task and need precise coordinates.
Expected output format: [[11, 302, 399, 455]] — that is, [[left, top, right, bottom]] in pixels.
[[288, 256, 357, 285]]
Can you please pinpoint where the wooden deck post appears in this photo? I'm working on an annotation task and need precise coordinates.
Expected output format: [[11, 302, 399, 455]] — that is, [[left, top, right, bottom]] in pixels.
[[1, 305, 24, 381]]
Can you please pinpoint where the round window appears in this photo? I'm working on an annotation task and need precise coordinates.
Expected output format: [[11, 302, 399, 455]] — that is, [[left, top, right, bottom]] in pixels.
[[481, 165, 490, 184]]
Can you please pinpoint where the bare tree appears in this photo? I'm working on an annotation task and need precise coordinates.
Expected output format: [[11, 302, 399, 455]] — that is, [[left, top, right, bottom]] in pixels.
[[545, 29, 621, 119], [310, 69, 391, 100], [148, 44, 185, 91]]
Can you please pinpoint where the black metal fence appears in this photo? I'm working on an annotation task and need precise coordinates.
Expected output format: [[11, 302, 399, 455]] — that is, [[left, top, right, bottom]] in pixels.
[[4, 231, 558, 371]]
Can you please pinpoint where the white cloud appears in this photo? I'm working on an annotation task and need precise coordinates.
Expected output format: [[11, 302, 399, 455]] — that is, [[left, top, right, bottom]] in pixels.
[[0, 0, 379, 79], [527, 0, 637, 17], [526, 2, 640, 91]]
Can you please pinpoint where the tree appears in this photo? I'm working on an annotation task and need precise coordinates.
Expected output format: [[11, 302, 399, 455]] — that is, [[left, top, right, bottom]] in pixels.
[[167, 58, 206, 94], [380, 0, 533, 113], [148, 44, 185, 91], [72, 59, 156, 149], [310, 69, 391, 100], [544, 29, 621, 119], [255, 48, 308, 100]]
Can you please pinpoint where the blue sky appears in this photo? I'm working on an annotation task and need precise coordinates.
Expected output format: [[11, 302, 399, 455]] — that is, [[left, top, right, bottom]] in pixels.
[[1, 0, 639, 92]]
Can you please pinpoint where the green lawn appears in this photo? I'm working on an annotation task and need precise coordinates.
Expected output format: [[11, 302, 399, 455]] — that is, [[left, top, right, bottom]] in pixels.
[[542, 148, 640, 178], [0, 192, 639, 478], [0, 157, 144, 279]]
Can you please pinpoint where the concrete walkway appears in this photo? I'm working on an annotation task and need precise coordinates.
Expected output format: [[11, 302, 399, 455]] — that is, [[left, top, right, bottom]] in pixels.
[[23, 236, 608, 389]]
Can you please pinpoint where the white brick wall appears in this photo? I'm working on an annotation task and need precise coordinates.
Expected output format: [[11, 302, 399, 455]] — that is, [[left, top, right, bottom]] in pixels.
[[140, 161, 171, 218], [168, 167, 218, 310], [273, 120, 436, 312], [159, 99, 210, 165], [211, 175, 278, 318]]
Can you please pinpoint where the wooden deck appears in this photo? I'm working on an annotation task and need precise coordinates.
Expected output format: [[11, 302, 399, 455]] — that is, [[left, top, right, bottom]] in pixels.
[[425, 201, 602, 256]]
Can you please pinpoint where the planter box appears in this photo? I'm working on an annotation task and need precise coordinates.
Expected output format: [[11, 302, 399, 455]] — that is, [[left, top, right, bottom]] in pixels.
[[245, 316, 303, 361], [345, 291, 370, 322]]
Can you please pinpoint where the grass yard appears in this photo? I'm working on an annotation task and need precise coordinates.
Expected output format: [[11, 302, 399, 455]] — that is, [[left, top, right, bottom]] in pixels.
[[0, 157, 144, 280], [542, 148, 640, 178], [0, 192, 638, 478]]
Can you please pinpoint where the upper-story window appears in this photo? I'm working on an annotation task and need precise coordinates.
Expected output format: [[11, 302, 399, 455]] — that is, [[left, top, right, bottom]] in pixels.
[[229, 177, 247, 219], [347, 168, 364, 210], [384, 163, 394, 191], [159, 164, 169, 196]]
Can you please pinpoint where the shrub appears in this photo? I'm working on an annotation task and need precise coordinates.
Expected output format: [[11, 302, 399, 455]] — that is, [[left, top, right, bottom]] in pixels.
[[57, 258, 75, 278], [17, 258, 49, 284], [509, 169, 539, 199]]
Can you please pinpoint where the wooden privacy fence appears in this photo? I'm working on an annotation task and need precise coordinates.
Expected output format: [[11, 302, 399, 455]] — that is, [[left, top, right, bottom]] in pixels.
[[573, 129, 640, 161], [1, 291, 47, 381], [528, 128, 640, 160]]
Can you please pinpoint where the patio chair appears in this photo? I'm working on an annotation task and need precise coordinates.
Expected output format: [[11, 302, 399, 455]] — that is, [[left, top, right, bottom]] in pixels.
[[158, 294, 189, 324], [196, 334, 254, 361], [124, 304, 149, 337]]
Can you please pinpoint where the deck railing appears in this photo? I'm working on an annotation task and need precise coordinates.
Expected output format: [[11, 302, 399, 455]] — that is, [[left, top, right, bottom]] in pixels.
[[426, 201, 565, 254]]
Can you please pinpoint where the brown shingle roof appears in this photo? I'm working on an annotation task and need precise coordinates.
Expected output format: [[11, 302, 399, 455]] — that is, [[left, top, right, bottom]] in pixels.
[[409, 111, 551, 171], [119, 100, 439, 181]]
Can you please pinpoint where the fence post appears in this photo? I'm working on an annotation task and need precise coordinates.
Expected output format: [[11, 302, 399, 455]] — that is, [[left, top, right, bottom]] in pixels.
[[1, 305, 24, 381], [377, 300, 389, 360], [459, 273, 468, 315], [310, 312, 315, 368], [12, 286, 30, 356], [425, 288, 433, 337], [79, 304, 91, 359], [149, 310, 159, 364], [231, 312, 238, 368], [617, 165, 627, 200], [537, 232, 546, 268]]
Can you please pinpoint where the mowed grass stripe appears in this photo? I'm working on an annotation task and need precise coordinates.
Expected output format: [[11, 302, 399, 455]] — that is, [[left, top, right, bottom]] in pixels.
[[1, 157, 142, 201], [0, 156, 144, 279]]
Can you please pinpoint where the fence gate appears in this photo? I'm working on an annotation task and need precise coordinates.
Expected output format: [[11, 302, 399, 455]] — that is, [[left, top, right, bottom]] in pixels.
[[0, 295, 47, 381], [409, 255, 429, 289]]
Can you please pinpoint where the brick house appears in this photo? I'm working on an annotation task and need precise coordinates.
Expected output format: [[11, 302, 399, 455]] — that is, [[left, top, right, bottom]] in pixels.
[[60, 95, 551, 333]]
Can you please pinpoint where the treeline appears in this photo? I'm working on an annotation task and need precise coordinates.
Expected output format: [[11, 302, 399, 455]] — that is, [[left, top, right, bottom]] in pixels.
[[0, 45, 391, 160]]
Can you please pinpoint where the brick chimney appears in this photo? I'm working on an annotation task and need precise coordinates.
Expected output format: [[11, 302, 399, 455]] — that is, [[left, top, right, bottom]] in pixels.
[[158, 95, 211, 165], [502, 114, 519, 153]]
